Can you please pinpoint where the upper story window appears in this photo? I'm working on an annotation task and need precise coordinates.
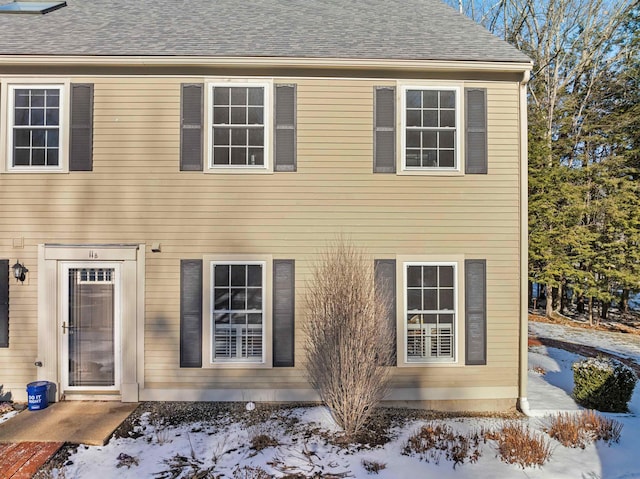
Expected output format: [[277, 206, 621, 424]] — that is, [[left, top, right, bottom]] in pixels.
[[405, 263, 457, 363], [8, 85, 64, 171], [401, 86, 461, 171], [2, 81, 94, 173], [182, 81, 294, 173], [209, 83, 269, 170]]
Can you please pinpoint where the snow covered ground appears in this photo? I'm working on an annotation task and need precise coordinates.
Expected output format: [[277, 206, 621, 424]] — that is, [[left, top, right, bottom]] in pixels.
[[2, 321, 639, 479]]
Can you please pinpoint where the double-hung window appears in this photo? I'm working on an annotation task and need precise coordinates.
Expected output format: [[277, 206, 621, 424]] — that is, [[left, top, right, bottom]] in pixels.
[[402, 86, 460, 171], [405, 263, 457, 363], [8, 85, 64, 170], [211, 262, 265, 363], [209, 83, 269, 169]]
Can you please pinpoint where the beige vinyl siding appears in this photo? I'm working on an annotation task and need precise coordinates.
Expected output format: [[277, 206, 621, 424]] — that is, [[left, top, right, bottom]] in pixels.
[[0, 74, 522, 403]]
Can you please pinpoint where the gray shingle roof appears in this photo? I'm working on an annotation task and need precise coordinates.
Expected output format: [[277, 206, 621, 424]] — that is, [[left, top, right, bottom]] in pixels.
[[0, 0, 531, 63]]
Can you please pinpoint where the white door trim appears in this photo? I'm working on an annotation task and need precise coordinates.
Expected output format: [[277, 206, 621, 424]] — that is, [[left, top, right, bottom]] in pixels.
[[37, 243, 143, 402]]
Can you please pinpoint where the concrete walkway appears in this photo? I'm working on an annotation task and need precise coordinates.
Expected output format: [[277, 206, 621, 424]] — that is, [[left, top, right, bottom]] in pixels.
[[0, 401, 138, 446]]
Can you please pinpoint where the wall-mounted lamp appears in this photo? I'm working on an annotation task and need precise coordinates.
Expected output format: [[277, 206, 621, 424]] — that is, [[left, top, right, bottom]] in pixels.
[[12, 261, 28, 282]]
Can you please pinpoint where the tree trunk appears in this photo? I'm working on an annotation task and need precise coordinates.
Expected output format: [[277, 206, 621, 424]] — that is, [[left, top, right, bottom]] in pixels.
[[556, 282, 564, 314], [621, 289, 629, 314], [577, 294, 585, 314], [528, 281, 533, 308], [588, 296, 593, 326], [601, 301, 609, 321], [545, 284, 553, 318]]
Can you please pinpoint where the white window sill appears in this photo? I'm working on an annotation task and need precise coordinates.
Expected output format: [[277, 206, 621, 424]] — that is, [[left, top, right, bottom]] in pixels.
[[399, 360, 461, 367], [204, 166, 273, 175], [398, 167, 464, 177], [203, 361, 271, 370], [4, 167, 68, 174]]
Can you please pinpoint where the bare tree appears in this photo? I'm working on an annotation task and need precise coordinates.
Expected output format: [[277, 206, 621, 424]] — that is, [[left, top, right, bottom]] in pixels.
[[451, 0, 632, 165], [450, 0, 635, 319], [303, 239, 394, 439]]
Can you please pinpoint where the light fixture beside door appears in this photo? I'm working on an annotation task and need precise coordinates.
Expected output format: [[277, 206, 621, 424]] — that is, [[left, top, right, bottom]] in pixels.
[[12, 260, 28, 282]]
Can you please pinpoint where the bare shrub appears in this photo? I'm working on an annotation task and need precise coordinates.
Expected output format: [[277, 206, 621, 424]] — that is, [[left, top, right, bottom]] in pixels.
[[402, 422, 482, 469], [361, 458, 386, 474], [269, 441, 352, 478], [246, 420, 277, 449], [156, 453, 216, 479], [546, 410, 623, 448], [150, 415, 171, 445], [304, 239, 394, 439], [211, 434, 237, 466], [232, 465, 272, 479], [492, 422, 551, 468], [249, 433, 280, 451], [116, 452, 139, 469]]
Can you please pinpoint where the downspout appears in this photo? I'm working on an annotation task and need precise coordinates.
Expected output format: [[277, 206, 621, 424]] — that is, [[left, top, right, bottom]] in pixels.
[[518, 68, 532, 416]]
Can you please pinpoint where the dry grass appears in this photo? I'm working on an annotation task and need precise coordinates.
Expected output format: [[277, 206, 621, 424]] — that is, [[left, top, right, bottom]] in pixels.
[[249, 433, 279, 451], [150, 416, 171, 445], [361, 458, 387, 474], [115, 452, 139, 469], [402, 422, 482, 469], [246, 421, 281, 453], [156, 453, 217, 479], [488, 422, 552, 468], [546, 410, 623, 448], [232, 465, 272, 479], [304, 238, 394, 439]]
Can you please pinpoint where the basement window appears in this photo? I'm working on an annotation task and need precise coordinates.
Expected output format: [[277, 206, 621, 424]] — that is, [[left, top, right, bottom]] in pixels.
[[0, 1, 66, 14]]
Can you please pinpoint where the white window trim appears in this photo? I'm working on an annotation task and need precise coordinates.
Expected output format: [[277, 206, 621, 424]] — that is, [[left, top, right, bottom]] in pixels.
[[204, 79, 273, 174], [1, 80, 70, 173], [397, 257, 465, 367], [398, 84, 463, 176], [202, 254, 273, 368]]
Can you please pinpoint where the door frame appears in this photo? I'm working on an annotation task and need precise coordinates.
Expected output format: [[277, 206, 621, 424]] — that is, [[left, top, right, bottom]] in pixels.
[[37, 244, 144, 402], [59, 261, 122, 393]]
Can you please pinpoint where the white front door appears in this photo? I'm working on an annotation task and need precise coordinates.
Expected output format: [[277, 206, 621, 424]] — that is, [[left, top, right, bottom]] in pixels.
[[60, 262, 121, 392]]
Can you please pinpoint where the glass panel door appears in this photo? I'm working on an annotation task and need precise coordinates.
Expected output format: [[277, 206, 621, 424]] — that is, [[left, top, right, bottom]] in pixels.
[[63, 265, 119, 388]]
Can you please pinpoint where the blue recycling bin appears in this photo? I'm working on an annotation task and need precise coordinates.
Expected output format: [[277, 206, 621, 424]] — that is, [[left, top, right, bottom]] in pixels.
[[26, 381, 50, 411]]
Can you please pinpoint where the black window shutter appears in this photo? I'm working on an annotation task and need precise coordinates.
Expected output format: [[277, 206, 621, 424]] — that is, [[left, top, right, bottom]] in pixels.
[[274, 84, 297, 172], [374, 86, 396, 173], [180, 84, 203, 171], [465, 259, 487, 365], [465, 88, 488, 174], [0, 260, 8, 348], [180, 260, 202, 367], [69, 83, 94, 171], [273, 260, 295, 367], [375, 259, 396, 366]]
